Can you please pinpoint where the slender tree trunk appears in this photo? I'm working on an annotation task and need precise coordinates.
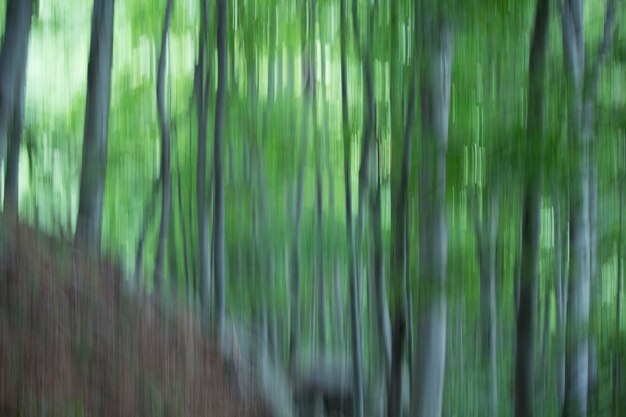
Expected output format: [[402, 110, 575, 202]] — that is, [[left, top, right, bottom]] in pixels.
[[613, 139, 623, 417], [387, 3, 417, 413], [0, 0, 32, 175], [353, 1, 390, 382], [4, 0, 33, 216], [287, 48, 304, 367], [176, 159, 191, 303], [213, 0, 227, 337], [134, 180, 161, 286], [4, 67, 27, 215], [154, 0, 174, 296], [475, 187, 499, 417], [168, 203, 178, 297], [515, 1, 549, 416], [333, 260, 345, 349], [554, 185, 567, 411], [588, 158, 599, 415], [412, 17, 452, 417], [75, 0, 115, 254], [354, 8, 375, 316], [308, 0, 326, 352], [372, 174, 391, 375], [289, 72, 309, 367], [196, 0, 211, 323], [560, 1, 616, 415], [340, 0, 363, 413]]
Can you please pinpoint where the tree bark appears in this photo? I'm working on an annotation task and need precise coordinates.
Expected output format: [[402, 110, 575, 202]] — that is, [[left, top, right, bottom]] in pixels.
[[154, 0, 174, 296], [75, 0, 115, 254], [412, 17, 451, 417], [515, 1, 549, 416], [214, 0, 228, 337]]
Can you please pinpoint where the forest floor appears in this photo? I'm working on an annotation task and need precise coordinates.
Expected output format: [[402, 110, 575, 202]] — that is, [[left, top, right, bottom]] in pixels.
[[0, 218, 269, 417]]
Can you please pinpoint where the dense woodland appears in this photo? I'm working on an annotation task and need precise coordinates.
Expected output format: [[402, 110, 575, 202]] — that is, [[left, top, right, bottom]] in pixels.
[[0, 0, 625, 416]]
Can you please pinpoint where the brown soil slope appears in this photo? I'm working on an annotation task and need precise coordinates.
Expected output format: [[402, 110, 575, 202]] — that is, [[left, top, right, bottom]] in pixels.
[[0, 220, 267, 417]]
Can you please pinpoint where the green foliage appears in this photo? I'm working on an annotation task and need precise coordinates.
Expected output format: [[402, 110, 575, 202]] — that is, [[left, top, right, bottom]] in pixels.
[[5, 0, 626, 413]]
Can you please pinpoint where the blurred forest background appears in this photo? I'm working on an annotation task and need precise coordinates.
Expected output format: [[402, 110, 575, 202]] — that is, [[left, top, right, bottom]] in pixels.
[[0, 0, 625, 416]]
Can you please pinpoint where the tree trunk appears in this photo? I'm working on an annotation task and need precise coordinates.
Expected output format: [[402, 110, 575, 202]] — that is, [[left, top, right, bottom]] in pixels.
[[475, 187, 499, 417], [75, 0, 115, 254], [340, 0, 364, 413], [134, 180, 161, 287], [613, 138, 623, 417], [309, 0, 325, 353], [289, 33, 311, 367], [560, 0, 616, 415], [196, 0, 211, 323], [4, 0, 33, 215], [412, 18, 451, 417], [4, 68, 27, 215], [588, 159, 599, 416], [213, 0, 227, 337], [287, 46, 305, 367], [554, 185, 567, 411], [515, 1, 549, 416], [354, 7, 375, 319], [0, 0, 32, 176], [176, 158, 191, 303], [154, 0, 173, 296], [388, 1, 417, 413]]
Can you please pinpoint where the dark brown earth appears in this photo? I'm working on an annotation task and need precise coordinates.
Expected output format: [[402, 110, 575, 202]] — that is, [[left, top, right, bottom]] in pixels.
[[0, 219, 269, 417]]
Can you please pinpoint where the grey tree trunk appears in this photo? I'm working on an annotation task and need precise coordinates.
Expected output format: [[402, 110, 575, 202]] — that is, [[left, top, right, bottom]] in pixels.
[[75, 0, 115, 254], [372, 177, 391, 376], [560, 1, 616, 416], [554, 185, 567, 411], [134, 179, 160, 287], [154, 0, 174, 296], [515, 1, 549, 416], [388, 1, 417, 413], [4, 67, 27, 215], [474, 187, 499, 417], [333, 260, 345, 349], [340, 0, 364, 413], [354, 3, 375, 317], [287, 47, 305, 367], [4, 0, 33, 215], [195, 0, 211, 323], [613, 138, 623, 417], [176, 158, 191, 303], [588, 160, 599, 415], [310, 0, 325, 352], [213, 0, 227, 337], [0, 0, 32, 176], [412, 18, 451, 417], [289, 2, 312, 363], [355, 0, 390, 380]]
